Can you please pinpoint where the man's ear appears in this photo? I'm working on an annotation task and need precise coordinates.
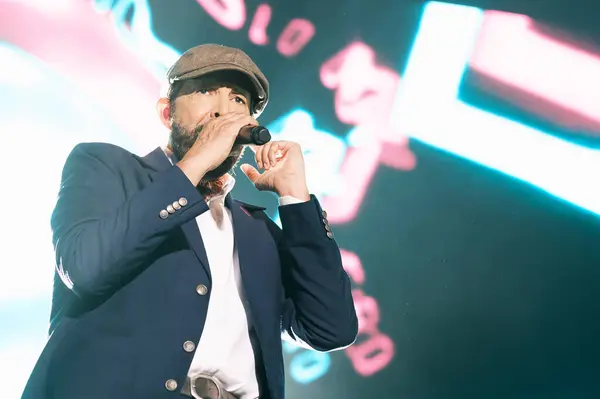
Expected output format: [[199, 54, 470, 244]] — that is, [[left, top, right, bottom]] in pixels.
[[156, 97, 171, 130]]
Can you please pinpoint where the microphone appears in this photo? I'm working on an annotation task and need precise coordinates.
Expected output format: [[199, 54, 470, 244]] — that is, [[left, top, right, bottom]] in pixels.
[[235, 125, 271, 145]]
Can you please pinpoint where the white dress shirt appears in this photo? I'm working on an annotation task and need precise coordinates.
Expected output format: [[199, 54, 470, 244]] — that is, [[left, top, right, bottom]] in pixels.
[[163, 150, 302, 398]]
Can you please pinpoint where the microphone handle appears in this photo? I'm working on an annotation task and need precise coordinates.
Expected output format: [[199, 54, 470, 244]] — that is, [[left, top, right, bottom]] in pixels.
[[236, 125, 271, 145]]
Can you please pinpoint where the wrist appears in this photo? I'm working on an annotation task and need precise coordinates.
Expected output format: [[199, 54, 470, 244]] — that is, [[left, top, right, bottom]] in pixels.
[[176, 158, 209, 187], [276, 186, 310, 201]]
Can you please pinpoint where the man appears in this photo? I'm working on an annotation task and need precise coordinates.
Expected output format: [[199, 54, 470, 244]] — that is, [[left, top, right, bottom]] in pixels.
[[21, 44, 358, 399]]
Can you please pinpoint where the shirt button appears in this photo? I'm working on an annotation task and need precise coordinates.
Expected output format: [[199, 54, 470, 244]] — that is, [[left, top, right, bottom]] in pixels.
[[165, 379, 178, 391], [183, 340, 196, 353], [196, 284, 208, 296]]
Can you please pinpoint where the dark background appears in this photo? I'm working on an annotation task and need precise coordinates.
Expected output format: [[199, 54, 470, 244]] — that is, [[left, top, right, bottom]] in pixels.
[[1, 0, 600, 398], [128, 0, 600, 397]]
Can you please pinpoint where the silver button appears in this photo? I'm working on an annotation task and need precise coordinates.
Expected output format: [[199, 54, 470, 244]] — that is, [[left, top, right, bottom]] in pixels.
[[165, 379, 178, 391], [326, 231, 334, 239], [166, 204, 175, 214], [179, 197, 188, 207], [172, 201, 181, 210], [159, 210, 169, 219], [183, 340, 196, 352], [322, 210, 327, 218], [196, 284, 208, 295]]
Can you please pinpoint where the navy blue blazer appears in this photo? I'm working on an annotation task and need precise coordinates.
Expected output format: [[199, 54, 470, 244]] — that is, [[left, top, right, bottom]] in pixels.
[[22, 143, 358, 399]]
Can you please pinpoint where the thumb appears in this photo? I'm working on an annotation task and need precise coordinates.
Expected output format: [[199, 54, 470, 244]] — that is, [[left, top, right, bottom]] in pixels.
[[240, 163, 261, 183]]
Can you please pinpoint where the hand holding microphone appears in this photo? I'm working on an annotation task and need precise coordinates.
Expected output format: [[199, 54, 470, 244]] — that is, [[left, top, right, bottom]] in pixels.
[[177, 112, 270, 186]]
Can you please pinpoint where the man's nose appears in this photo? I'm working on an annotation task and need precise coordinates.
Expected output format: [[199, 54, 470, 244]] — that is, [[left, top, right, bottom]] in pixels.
[[212, 93, 230, 118]]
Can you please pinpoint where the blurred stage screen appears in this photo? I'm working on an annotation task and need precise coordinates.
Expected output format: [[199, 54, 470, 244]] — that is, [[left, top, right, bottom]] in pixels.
[[1, 0, 600, 398]]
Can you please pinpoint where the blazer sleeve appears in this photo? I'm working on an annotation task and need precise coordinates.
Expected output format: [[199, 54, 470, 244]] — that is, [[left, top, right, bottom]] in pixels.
[[275, 196, 359, 351], [51, 143, 209, 298]]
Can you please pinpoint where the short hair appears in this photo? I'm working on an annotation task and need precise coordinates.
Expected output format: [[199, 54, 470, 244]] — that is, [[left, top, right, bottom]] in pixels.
[[167, 80, 184, 117]]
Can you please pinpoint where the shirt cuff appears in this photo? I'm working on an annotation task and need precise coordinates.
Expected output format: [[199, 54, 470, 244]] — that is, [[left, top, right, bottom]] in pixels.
[[279, 195, 309, 206]]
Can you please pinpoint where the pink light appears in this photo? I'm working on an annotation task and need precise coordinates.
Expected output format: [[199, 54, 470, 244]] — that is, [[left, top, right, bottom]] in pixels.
[[319, 42, 415, 146], [470, 11, 600, 131], [340, 249, 365, 285], [276, 18, 315, 57], [320, 139, 382, 224], [0, 1, 165, 152], [317, 129, 415, 224], [352, 289, 380, 334], [380, 141, 416, 170], [319, 42, 416, 224], [342, 263, 395, 376], [346, 332, 395, 377], [196, 0, 246, 30], [320, 42, 401, 131], [248, 4, 271, 45]]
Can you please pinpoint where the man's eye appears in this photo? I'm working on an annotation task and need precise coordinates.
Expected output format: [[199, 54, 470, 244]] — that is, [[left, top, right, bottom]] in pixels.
[[234, 96, 246, 104], [198, 89, 209, 94]]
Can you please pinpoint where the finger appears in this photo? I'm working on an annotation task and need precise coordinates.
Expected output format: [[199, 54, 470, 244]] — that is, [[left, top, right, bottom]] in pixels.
[[241, 115, 259, 126], [240, 164, 261, 184], [227, 115, 259, 136], [207, 112, 243, 132], [267, 142, 281, 166], [254, 142, 265, 168], [235, 116, 260, 135], [221, 113, 257, 125], [215, 112, 250, 128], [216, 114, 255, 140], [256, 142, 273, 169], [214, 112, 243, 122]]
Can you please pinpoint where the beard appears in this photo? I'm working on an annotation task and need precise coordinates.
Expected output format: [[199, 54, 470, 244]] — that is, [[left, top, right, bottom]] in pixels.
[[169, 121, 245, 197]]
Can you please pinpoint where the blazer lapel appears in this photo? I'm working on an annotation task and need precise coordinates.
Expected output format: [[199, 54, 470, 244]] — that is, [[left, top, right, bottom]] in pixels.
[[226, 195, 268, 293], [180, 219, 211, 281], [137, 147, 212, 279]]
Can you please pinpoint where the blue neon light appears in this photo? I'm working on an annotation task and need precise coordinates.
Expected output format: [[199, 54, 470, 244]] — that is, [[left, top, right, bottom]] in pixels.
[[391, 1, 600, 216]]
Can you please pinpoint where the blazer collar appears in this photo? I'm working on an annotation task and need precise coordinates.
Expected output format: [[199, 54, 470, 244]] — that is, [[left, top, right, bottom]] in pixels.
[[137, 146, 173, 172]]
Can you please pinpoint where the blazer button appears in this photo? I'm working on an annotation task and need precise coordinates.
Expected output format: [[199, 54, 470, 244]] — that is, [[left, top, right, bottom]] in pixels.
[[166, 204, 175, 214], [322, 210, 328, 218], [326, 231, 334, 239], [183, 340, 196, 352], [172, 201, 182, 210], [159, 210, 169, 219], [179, 197, 188, 207], [165, 379, 178, 391], [196, 284, 208, 296]]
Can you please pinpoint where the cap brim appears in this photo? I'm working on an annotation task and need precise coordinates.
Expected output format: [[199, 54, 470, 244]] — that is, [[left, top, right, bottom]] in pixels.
[[171, 63, 266, 102]]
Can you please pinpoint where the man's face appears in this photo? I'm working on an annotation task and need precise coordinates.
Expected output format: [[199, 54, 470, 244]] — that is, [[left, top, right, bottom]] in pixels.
[[168, 70, 253, 181]]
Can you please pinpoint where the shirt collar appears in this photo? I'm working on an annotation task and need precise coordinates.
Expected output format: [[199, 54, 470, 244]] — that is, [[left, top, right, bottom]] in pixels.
[[206, 174, 235, 206]]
